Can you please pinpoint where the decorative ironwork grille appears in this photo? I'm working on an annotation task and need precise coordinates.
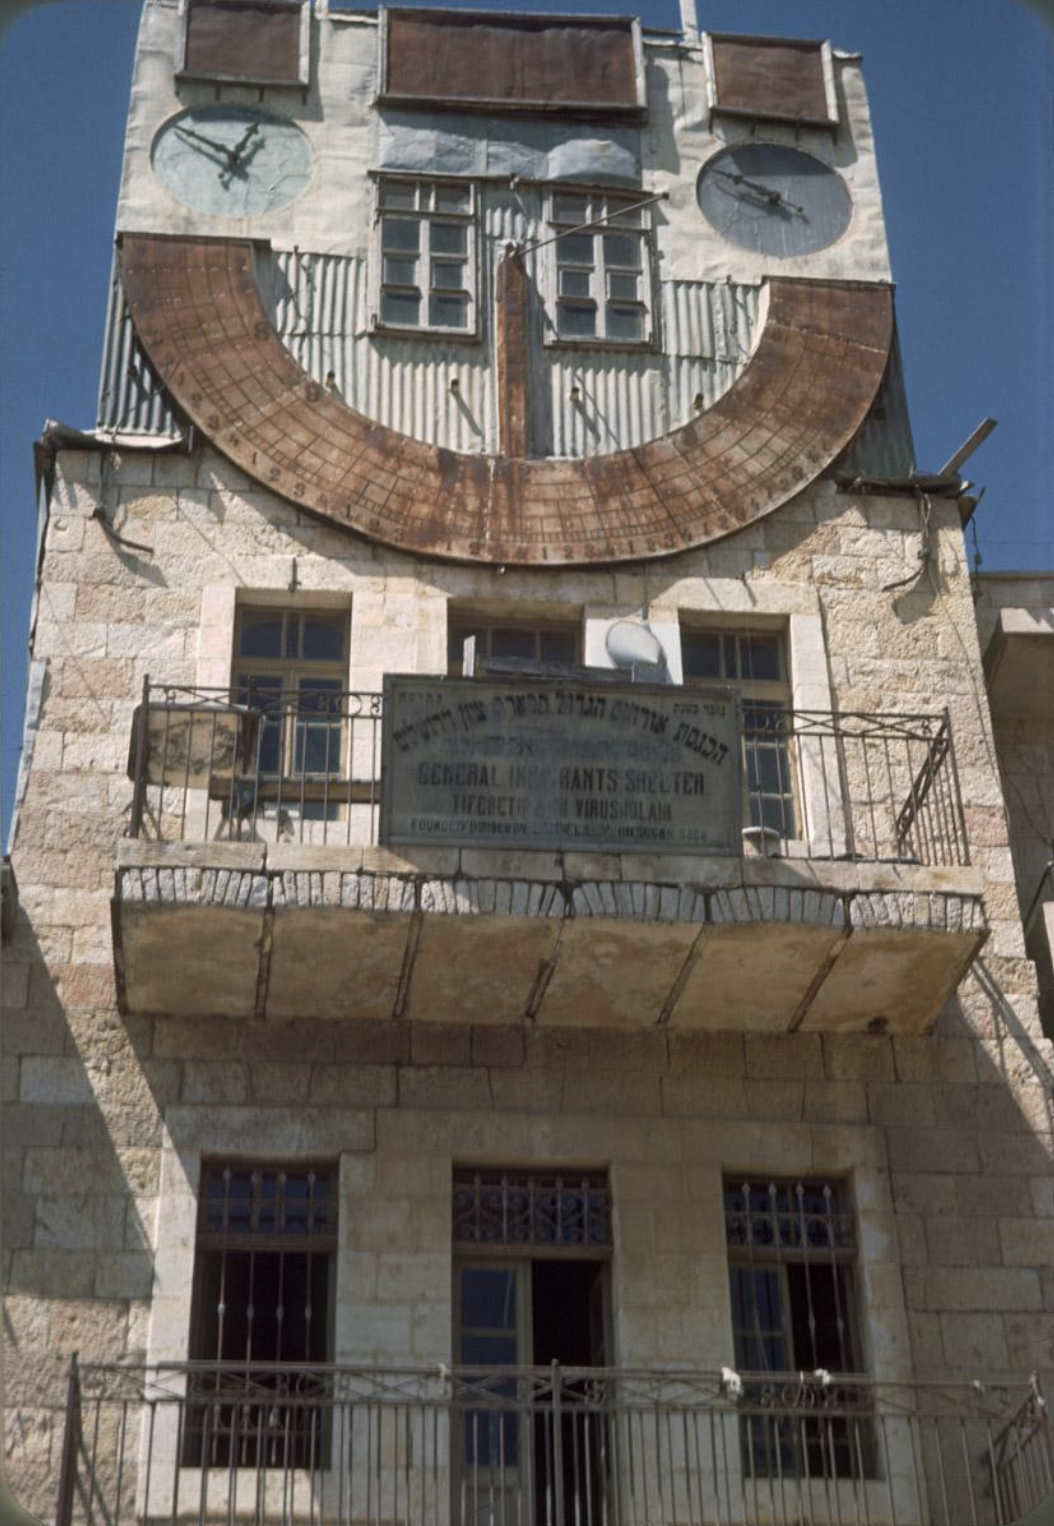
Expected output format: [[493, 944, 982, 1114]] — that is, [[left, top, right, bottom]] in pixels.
[[186, 1162, 336, 1467], [453, 1168, 612, 1250], [724, 1178, 869, 1479]]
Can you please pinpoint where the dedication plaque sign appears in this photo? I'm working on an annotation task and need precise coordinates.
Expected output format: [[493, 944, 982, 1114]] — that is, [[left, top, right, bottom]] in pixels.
[[381, 676, 741, 854]]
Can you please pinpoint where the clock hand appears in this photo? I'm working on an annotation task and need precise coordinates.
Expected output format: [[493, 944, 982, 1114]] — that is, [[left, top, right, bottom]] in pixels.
[[227, 120, 260, 168], [218, 121, 262, 184], [175, 125, 234, 156], [715, 169, 804, 215]]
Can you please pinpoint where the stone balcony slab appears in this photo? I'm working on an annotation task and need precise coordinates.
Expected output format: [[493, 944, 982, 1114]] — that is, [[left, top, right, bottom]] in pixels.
[[113, 841, 987, 1034]]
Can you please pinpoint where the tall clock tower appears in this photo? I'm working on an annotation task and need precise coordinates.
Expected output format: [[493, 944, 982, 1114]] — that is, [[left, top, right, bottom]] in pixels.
[[5, 3, 1053, 1523]]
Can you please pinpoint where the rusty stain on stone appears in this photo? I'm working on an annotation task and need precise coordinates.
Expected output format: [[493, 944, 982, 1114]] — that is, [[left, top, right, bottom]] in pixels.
[[119, 234, 894, 567]]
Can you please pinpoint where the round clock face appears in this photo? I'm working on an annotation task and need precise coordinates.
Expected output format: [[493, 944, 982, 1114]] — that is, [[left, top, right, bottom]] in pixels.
[[697, 143, 852, 258], [152, 105, 313, 218]]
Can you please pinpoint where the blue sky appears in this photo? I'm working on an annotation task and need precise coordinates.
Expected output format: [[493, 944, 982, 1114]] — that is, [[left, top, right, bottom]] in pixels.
[[2, 0, 1053, 836]]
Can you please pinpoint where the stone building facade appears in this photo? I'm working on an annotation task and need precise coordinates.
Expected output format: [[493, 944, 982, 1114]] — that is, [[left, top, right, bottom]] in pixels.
[[3, 2, 1053, 1523]]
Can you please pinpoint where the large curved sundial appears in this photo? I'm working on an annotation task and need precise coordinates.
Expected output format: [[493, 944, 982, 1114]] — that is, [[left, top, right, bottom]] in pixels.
[[120, 235, 893, 567]]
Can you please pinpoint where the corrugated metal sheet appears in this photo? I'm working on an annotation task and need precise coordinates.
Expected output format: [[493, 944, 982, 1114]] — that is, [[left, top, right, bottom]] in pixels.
[[96, 259, 182, 438], [101, 220, 760, 457], [837, 328, 916, 479]]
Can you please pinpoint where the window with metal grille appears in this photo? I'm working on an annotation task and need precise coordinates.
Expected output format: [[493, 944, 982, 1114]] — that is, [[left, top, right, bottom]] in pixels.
[[185, 1162, 336, 1468], [724, 1178, 873, 1480], [447, 616, 580, 676], [547, 188, 654, 346], [453, 1169, 612, 1251], [682, 626, 796, 838], [375, 177, 477, 335]]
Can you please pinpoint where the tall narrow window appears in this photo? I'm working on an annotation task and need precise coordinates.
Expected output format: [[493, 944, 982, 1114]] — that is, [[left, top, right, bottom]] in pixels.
[[724, 1178, 871, 1480], [232, 605, 348, 807], [376, 177, 477, 335], [186, 1162, 336, 1467], [682, 626, 796, 838], [548, 188, 653, 345]]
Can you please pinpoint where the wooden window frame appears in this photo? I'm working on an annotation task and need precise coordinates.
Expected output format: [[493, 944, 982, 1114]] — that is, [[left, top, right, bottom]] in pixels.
[[544, 187, 656, 349], [373, 176, 479, 340]]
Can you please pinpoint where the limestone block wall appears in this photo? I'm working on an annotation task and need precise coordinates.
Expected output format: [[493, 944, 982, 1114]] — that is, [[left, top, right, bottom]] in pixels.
[[4, 443, 1053, 1516]]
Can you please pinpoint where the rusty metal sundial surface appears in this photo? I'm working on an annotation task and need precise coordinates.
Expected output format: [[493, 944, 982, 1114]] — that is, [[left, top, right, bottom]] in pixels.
[[120, 234, 893, 567]]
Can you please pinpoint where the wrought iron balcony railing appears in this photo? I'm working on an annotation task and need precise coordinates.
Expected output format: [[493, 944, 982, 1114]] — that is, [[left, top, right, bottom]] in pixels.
[[56, 1360, 1050, 1526], [125, 680, 970, 867]]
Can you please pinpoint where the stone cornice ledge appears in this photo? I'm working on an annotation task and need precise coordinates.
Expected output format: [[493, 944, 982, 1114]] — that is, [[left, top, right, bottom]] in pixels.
[[116, 838, 985, 900]]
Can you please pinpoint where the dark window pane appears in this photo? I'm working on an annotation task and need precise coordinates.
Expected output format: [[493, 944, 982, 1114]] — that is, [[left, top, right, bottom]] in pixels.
[[383, 256, 418, 286], [301, 614, 346, 661], [559, 268, 592, 298], [606, 304, 644, 341], [561, 233, 595, 265], [382, 217, 420, 253], [432, 260, 466, 290], [603, 232, 640, 268], [539, 629, 577, 663], [380, 181, 416, 209], [741, 635, 782, 681], [461, 1333, 519, 1365], [238, 610, 284, 658], [381, 289, 421, 327], [608, 272, 640, 302], [554, 192, 588, 223], [607, 199, 642, 227], [434, 183, 470, 214], [432, 221, 468, 256], [557, 302, 597, 338], [429, 293, 470, 329], [681, 631, 722, 679], [490, 627, 538, 660], [460, 1267, 517, 1331]]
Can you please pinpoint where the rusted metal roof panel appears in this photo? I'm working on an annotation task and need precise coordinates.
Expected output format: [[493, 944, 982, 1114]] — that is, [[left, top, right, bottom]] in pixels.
[[179, 0, 307, 85], [707, 33, 836, 128], [119, 233, 894, 565], [381, 8, 644, 116]]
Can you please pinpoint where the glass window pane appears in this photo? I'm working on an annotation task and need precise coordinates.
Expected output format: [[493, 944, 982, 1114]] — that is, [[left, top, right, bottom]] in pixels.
[[381, 289, 421, 327], [607, 197, 642, 226], [741, 635, 782, 681], [431, 222, 468, 256], [606, 304, 644, 341], [557, 301, 597, 338], [539, 629, 577, 663], [553, 193, 588, 223], [560, 233, 595, 265], [460, 1333, 519, 1366], [301, 614, 346, 661], [681, 631, 722, 679], [434, 183, 470, 213], [559, 268, 591, 298], [379, 181, 416, 209], [608, 272, 640, 302], [429, 293, 470, 329], [460, 1267, 517, 1331], [237, 610, 284, 658], [490, 627, 537, 660], [382, 217, 420, 253], [383, 256, 418, 286], [432, 260, 466, 291], [603, 232, 641, 268]]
